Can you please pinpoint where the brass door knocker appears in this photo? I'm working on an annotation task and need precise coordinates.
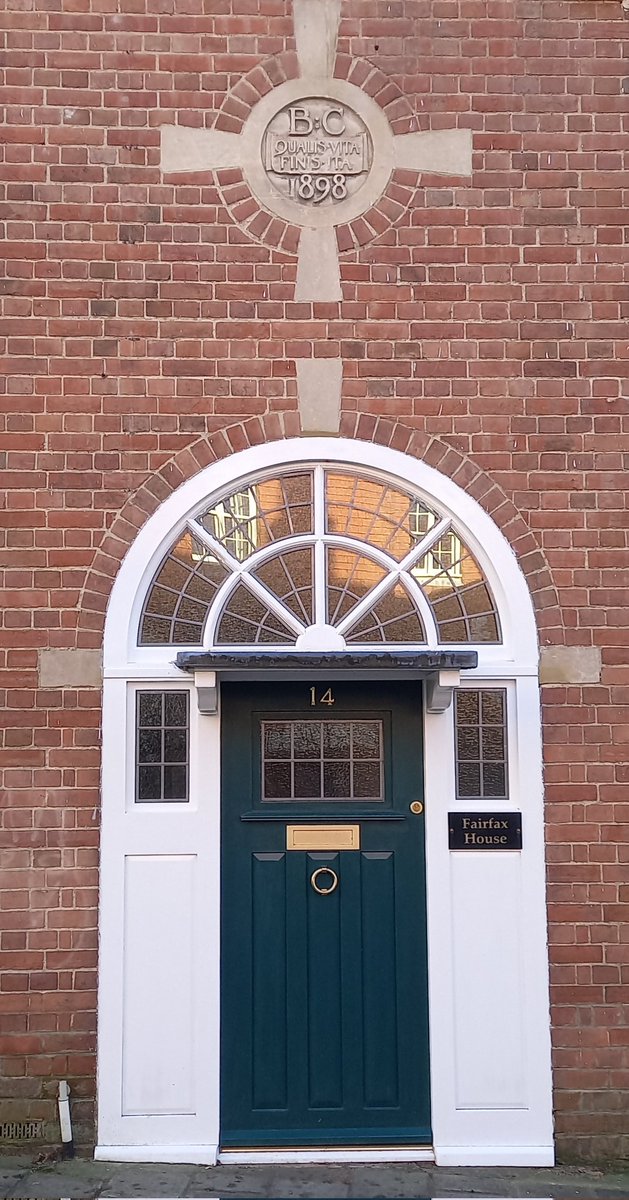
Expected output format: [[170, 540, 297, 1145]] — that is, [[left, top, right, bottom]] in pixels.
[[310, 867, 339, 895]]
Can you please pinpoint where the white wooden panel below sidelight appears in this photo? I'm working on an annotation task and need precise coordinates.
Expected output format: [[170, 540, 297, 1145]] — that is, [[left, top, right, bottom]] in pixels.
[[122, 855, 196, 1116], [451, 852, 526, 1110]]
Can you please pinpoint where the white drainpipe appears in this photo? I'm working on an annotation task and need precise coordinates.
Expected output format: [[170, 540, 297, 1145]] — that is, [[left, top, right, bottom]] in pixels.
[[57, 1080, 74, 1158]]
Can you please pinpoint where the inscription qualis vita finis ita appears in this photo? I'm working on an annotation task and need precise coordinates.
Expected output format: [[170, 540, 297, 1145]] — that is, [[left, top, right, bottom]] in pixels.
[[263, 98, 373, 206]]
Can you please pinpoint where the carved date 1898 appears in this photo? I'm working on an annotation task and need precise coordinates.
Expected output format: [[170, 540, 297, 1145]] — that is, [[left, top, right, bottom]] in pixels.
[[263, 98, 373, 208]]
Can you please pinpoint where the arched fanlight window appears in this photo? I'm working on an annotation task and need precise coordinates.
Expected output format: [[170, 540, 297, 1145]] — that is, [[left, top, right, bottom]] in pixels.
[[138, 467, 500, 650]]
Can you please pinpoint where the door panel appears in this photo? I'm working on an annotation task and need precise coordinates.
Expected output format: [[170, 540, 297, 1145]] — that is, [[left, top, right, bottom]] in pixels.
[[221, 681, 430, 1148], [251, 851, 287, 1111]]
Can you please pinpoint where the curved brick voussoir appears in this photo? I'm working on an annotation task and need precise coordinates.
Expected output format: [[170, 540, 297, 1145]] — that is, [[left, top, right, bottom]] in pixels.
[[337, 413, 563, 642], [214, 51, 300, 134], [334, 55, 417, 134], [76, 414, 300, 644], [76, 417, 564, 650], [208, 48, 423, 259]]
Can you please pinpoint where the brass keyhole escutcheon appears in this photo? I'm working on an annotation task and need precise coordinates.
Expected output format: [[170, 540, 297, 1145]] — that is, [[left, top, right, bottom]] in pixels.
[[311, 867, 339, 895], [410, 801, 424, 815]]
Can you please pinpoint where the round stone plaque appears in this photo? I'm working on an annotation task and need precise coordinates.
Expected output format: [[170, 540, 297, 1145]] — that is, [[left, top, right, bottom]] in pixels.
[[241, 78, 395, 230], [262, 98, 373, 210]]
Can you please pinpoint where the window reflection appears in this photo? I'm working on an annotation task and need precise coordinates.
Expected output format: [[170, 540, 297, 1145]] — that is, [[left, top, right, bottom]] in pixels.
[[139, 467, 501, 648]]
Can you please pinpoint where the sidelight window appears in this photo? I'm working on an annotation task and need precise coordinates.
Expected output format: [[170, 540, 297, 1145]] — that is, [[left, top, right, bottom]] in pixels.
[[454, 689, 508, 800], [135, 691, 190, 803]]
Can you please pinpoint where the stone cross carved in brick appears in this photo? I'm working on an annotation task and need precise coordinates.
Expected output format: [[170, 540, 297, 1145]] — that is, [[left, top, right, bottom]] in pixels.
[[161, 0, 472, 303]]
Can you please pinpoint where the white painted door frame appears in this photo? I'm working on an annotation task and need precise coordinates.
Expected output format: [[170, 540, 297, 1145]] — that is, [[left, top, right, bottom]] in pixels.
[[96, 438, 554, 1167]]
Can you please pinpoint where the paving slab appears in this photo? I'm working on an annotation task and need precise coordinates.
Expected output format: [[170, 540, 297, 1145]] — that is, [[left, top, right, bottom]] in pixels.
[[0, 1155, 628, 1200], [97, 1165, 201, 1199], [0, 1164, 33, 1197], [0, 1155, 107, 1199]]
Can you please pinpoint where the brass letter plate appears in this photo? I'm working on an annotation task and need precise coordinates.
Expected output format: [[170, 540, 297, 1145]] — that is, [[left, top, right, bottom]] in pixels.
[[286, 824, 360, 851]]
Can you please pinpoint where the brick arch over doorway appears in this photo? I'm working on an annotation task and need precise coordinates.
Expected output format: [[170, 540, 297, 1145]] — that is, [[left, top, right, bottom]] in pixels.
[[75, 412, 563, 650]]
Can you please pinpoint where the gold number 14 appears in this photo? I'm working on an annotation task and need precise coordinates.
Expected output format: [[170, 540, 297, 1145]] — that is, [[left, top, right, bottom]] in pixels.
[[310, 687, 335, 707]]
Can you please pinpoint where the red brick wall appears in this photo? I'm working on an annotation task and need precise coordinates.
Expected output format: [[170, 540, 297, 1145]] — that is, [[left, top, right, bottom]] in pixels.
[[1, 0, 628, 1160]]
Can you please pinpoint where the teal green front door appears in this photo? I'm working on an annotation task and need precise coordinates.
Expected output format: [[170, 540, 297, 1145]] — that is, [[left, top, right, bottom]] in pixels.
[[220, 681, 431, 1149]]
